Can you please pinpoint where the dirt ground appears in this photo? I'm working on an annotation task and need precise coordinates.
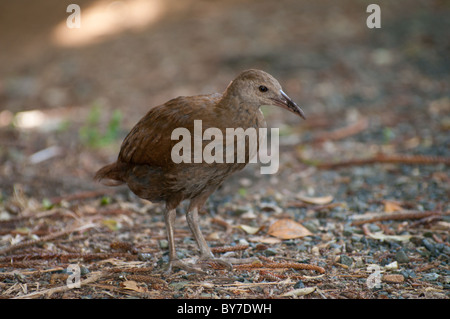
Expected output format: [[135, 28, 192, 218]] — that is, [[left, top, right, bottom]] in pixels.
[[0, 0, 449, 300]]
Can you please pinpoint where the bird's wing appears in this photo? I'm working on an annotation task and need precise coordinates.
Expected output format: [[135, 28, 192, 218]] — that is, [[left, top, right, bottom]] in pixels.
[[118, 94, 222, 167]]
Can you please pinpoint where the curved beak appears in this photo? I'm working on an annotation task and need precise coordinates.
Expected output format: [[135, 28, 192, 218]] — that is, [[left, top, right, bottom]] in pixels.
[[271, 90, 306, 120]]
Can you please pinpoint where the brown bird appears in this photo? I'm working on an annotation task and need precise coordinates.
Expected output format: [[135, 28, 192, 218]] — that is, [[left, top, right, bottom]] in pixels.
[[95, 69, 305, 273]]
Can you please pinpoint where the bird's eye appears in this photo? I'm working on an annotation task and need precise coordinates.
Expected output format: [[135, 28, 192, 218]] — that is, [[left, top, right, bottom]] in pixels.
[[259, 85, 268, 93]]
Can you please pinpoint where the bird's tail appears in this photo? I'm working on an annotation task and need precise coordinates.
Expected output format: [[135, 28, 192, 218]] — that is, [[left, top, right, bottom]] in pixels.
[[94, 162, 125, 186]]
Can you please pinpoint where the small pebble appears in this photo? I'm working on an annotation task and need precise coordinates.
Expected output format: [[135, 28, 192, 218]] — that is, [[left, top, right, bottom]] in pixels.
[[159, 239, 169, 249], [238, 238, 250, 246], [302, 220, 319, 233], [395, 249, 410, 264], [400, 269, 416, 279], [169, 281, 190, 291], [263, 248, 277, 257], [385, 261, 398, 270], [294, 280, 305, 289], [354, 257, 365, 268], [422, 273, 439, 282], [343, 225, 356, 236], [340, 255, 353, 267], [138, 252, 152, 261], [422, 238, 436, 253], [80, 266, 90, 275], [367, 224, 381, 233]]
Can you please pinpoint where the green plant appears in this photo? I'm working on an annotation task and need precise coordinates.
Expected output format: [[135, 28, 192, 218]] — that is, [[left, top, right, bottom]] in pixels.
[[382, 127, 395, 144], [79, 102, 122, 147]]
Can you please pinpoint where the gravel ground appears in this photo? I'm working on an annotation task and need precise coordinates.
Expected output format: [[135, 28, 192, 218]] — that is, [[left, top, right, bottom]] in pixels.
[[0, 0, 449, 300]]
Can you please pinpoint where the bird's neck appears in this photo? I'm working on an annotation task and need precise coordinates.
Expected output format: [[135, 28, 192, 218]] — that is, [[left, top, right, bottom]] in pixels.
[[218, 88, 260, 111], [216, 93, 265, 129]]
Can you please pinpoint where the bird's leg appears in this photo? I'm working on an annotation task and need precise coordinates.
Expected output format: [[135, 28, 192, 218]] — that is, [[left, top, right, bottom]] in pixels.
[[185, 207, 213, 258], [164, 208, 177, 268], [185, 207, 232, 270], [164, 208, 204, 274]]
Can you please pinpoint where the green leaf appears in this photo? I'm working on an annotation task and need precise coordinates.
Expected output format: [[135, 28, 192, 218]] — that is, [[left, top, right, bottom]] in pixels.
[[238, 188, 247, 196], [100, 196, 111, 206], [42, 198, 54, 210], [79, 101, 122, 148]]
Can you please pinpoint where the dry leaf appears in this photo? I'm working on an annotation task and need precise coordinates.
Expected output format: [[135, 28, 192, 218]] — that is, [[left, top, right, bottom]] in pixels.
[[259, 203, 283, 214], [268, 219, 312, 239], [297, 194, 333, 205], [384, 200, 403, 213], [241, 210, 258, 219], [237, 224, 262, 235], [424, 287, 444, 293], [368, 232, 411, 242], [206, 231, 221, 240], [248, 236, 282, 244], [435, 221, 450, 230], [121, 280, 148, 293], [281, 286, 316, 297], [102, 219, 120, 231], [384, 261, 398, 270]]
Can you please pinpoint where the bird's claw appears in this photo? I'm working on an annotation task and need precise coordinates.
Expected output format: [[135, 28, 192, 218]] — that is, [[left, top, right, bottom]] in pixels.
[[166, 259, 207, 275], [197, 257, 233, 271]]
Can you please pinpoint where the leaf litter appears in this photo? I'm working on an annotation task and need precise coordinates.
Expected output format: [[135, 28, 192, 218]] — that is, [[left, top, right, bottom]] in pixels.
[[1, 0, 449, 300]]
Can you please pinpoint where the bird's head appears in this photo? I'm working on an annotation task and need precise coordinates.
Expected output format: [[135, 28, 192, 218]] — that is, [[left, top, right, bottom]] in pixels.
[[225, 69, 306, 120]]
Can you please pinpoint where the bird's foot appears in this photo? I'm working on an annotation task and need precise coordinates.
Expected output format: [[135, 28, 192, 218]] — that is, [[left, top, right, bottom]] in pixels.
[[197, 257, 233, 271], [197, 256, 259, 271], [166, 259, 207, 275], [166, 256, 260, 274]]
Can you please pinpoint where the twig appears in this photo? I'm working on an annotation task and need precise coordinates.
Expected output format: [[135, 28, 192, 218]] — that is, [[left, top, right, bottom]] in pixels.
[[264, 262, 325, 273], [125, 275, 167, 286], [317, 154, 450, 169], [107, 267, 155, 274], [351, 211, 447, 226], [98, 208, 135, 216], [50, 190, 115, 205], [286, 201, 343, 210], [13, 271, 105, 299], [310, 117, 369, 143], [234, 261, 325, 273], [258, 256, 276, 263], [409, 215, 445, 228], [220, 280, 293, 288], [0, 223, 97, 255], [0, 252, 138, 264], [211, 244, 249, 254], [415, 261, 440, 272], [211, 217, 233, 233], [0, 208, 66, 225], [259, 270, 284, 281]]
